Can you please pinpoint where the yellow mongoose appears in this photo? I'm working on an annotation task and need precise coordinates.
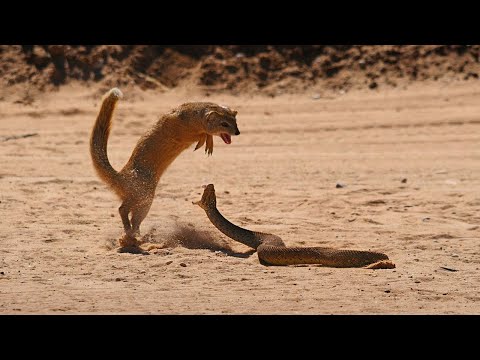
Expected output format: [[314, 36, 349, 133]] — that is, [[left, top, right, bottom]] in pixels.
[[90, 88, 240, 250]]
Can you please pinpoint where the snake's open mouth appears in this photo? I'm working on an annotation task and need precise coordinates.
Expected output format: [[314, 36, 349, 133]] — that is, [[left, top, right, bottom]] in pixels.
[[220, 133, 231, 144]]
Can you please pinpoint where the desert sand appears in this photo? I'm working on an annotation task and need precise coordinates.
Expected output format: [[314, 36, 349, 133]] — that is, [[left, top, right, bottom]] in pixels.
[[0, 82, 479, 314]]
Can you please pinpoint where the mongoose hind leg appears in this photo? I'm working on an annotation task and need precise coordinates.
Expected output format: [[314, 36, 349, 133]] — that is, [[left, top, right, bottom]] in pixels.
[[118, 198, 143, 249], [117, 192, 154, 251], [119, 202, 132, 234], [130, 196, 154, 242]]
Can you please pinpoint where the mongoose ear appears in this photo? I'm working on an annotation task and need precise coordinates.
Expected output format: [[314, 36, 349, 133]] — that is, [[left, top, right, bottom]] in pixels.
[[205, 109, 224, 121]]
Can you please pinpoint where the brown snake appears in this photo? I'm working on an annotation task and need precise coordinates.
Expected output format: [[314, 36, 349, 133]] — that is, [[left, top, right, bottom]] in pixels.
[[194, 184, 395, 269]]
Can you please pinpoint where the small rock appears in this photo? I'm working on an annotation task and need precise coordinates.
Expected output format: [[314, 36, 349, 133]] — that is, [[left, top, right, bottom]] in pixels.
[[384, 290, 391, 293], [312, 93, 321, 100], [369, 81, 378, 89], [32, 46, 50, 67], [110, 214, 115, 217], [336, 182, 346, 189], [179, 262, 187, 267], [414, 280, 421, 284], [166, 261, 173, 265], [401, 178, 407, 183], [115, 277, 122, 282], [0, 271, 4, 275], [422, 217, 431, 222]]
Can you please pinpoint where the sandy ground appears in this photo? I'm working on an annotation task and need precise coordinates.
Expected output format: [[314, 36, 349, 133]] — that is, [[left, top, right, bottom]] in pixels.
[[0, 82, 479, 314]]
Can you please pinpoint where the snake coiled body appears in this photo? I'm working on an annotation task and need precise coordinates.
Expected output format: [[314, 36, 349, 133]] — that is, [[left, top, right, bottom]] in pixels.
[[194, 184, 395, 269]]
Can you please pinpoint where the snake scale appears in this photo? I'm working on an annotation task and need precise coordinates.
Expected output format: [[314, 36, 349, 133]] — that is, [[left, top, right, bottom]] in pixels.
[[194, 184, 395, 269]]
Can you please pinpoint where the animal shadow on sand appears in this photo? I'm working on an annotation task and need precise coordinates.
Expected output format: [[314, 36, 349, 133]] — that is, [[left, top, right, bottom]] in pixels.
[[106, 223, 255, 258]]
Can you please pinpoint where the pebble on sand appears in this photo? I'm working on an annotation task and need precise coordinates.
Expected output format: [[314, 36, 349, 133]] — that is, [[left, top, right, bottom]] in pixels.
[[336, 182, 346, 188]]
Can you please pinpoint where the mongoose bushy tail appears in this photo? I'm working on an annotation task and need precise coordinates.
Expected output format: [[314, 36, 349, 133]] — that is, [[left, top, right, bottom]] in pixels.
[[89, 88, 125, 197]]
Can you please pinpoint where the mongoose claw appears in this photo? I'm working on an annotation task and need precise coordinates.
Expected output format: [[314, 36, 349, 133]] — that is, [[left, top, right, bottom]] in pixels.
[[194, 135, 207, 151], [206, 134, 214, 156]]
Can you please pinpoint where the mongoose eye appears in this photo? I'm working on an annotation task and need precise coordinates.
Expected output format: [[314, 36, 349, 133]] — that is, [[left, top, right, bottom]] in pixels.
[[221, 122, 229, 128]]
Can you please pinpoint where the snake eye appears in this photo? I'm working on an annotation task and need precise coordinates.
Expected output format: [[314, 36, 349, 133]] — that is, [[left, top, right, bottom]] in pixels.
[[221, 122, 229, 128]]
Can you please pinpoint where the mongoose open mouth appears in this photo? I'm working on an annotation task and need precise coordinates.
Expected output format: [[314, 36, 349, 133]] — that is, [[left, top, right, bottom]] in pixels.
[[220, 133, 232, 144]]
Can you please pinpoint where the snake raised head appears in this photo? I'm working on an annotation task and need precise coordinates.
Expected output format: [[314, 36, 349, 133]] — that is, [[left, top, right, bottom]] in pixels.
[[194, 184, 395, 269]]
